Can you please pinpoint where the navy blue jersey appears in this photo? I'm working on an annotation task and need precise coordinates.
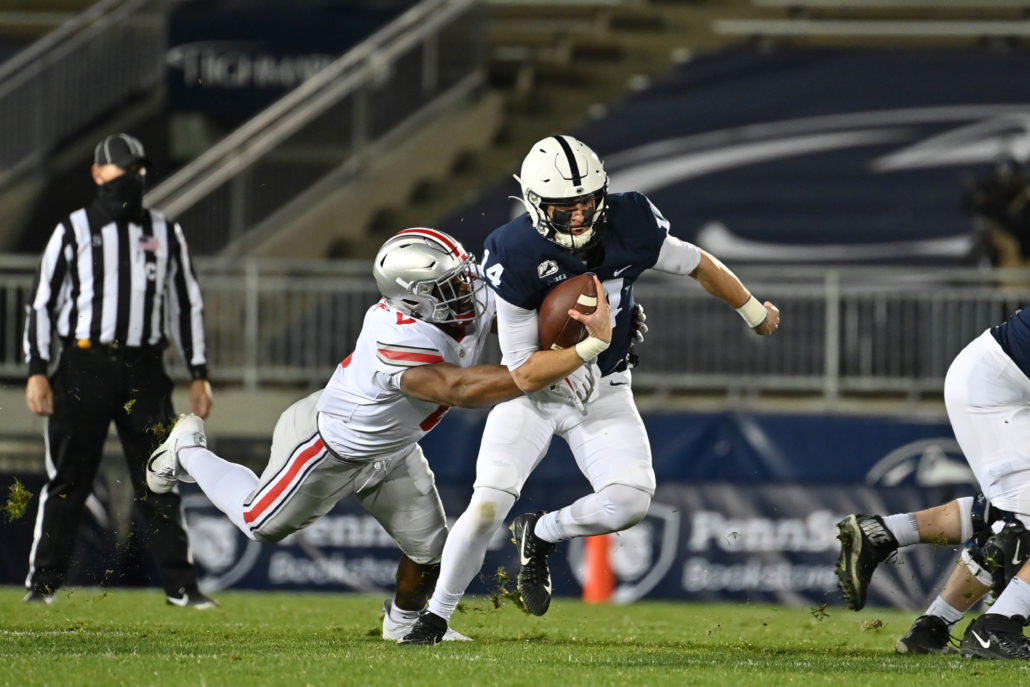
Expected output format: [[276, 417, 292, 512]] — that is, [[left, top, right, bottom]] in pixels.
[[481, 192, 669, 375], [992, 308, 1030, 380]]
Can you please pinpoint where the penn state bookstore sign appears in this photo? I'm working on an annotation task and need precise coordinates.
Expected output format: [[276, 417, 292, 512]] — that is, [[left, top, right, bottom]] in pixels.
[[1, 410, 975, 610], [178, 483, 965, 611]]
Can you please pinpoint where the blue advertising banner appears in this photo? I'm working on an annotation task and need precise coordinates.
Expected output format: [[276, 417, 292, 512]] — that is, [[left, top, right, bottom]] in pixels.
[[420, 408, 969, 486], [441, 49, 1030, 266], [177, 482, 971, 611], [1, 409, 977, 610]]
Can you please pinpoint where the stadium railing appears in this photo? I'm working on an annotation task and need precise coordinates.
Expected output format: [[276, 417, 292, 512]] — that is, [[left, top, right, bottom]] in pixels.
[[143, 0, 486, 257], [0, 0, 168, 190], [1, 254, 1023, 399]]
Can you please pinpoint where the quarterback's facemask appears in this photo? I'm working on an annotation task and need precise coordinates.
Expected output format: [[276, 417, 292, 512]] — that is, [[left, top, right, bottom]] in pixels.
[[373, 228, 483, 327], [514, 134, 608, 251], [543, 193, 600, 233]]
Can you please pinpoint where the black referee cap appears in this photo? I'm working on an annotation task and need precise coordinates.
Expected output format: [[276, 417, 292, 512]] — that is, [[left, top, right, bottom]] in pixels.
[[94, 133, 149, 169]]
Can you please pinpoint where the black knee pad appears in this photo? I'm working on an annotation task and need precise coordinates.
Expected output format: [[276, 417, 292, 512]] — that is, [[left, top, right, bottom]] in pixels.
[[983, 520, 1030, 598], [963, 493, 1029, 597], [962, 494, 1004, 582]]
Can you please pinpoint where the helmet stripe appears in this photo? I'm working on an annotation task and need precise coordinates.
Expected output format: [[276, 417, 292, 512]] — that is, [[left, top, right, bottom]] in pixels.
[[395, 227, 467, 260], [552, 135, 582, 186]]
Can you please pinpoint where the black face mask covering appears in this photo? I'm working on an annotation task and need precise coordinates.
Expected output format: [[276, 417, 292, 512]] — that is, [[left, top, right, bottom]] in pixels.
[[96, 173, 145, 221]]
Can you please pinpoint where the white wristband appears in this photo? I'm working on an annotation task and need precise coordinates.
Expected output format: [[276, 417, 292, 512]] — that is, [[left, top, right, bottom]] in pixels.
[[574, 336, 609, 361], [736, 295, 767, 328]]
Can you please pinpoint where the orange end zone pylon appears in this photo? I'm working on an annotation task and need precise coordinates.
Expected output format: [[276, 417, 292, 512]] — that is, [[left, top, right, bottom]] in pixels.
[[583, 533, 615, 603]]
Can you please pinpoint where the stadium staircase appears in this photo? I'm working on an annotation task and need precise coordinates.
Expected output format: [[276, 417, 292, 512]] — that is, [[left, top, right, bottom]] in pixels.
[[5, 0, 1029, 258], [341, 0, 776, 257], [337, 0, 1030, 257]]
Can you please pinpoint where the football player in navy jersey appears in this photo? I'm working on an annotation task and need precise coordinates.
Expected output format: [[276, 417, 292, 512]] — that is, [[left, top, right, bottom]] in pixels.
[[835, 495, 1020, 655], [837, 307, 1030, 660], [400, 135, 780, 644]]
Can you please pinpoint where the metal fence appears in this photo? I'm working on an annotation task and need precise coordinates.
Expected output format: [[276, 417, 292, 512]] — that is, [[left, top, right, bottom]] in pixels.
[[0, 0, 168, 189], [144, 0, 486, 256], [2, 254, 1025, 398]]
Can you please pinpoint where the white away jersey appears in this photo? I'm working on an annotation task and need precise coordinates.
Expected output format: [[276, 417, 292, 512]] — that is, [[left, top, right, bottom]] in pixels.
[[316, 290, 495, 461]]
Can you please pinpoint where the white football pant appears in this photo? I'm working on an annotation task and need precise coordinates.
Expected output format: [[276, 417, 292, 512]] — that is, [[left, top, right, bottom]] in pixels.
[[945, 330, 1030, 522], [188, 390, 448, 564]]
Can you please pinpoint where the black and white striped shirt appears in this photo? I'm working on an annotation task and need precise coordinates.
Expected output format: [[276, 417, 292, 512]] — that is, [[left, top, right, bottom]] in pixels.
[[24, 201, 208, 379]]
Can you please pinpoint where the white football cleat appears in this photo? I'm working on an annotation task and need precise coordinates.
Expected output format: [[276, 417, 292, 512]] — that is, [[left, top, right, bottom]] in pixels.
[[147, 414, 205, 493], [381, 600, 471, 641]]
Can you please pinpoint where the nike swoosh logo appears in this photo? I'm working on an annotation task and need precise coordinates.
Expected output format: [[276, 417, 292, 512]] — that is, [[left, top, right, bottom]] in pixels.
[[972, 631, 991, 649], [609, 381, 627, 386], [519, 529, 532, 566], [613, 265, 632, 276], [166, 595, 190, 608], [543, 579, 552, 595], [1014, 540, 1023, 566]]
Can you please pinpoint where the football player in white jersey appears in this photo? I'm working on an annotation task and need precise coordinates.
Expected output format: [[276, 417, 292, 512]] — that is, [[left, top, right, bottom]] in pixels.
[[401, 135, 780, 645], [146, 228, 610, 641]]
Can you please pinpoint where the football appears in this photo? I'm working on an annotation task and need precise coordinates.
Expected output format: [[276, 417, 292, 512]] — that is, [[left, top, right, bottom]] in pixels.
[[538, 273, 598, 350]]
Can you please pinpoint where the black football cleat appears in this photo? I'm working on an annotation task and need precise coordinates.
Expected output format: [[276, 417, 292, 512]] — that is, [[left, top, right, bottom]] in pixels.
[[960, 614, 1030, 659], [397, 611, 448, 646], [166, 587, 218, 609], [895, 614, 956, 654], [510, 511, 556, 616], [23, 588, 54, 605], [835, 513, 899, 611]]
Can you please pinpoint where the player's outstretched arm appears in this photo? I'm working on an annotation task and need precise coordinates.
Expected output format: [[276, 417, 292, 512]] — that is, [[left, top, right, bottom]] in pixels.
[[400, 362, 522, 408], [509, 275, 612, 393], [690, 250, 780, 335]]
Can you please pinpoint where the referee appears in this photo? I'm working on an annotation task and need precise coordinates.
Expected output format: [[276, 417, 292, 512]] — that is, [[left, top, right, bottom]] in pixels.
[[22, 133, 216, 608]]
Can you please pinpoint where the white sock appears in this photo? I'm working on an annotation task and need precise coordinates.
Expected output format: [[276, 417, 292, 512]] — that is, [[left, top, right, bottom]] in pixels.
[[990, 576, 1030, 619], [179, 446, 259, 539], [883, 513, 920, 547], [925, 596, 965, 626], [426, 488, 515, 621], [389, 602, 420, 622]]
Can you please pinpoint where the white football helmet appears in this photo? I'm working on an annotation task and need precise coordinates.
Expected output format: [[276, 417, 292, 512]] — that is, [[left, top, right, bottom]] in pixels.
[[514, 135, 608, 251], [373, 228, 482, 327]]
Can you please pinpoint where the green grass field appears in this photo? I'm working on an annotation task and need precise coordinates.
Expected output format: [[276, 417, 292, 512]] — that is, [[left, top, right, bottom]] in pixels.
[[2, 587, 1027, 687]]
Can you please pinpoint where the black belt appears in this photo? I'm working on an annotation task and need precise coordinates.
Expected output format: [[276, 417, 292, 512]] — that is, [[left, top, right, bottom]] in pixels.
[[65, 338, 164, 360]]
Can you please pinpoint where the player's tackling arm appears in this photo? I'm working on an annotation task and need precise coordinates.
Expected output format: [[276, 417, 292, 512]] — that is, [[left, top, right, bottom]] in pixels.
[[509, 347, 589, 394], [400, 363, 522, 408], [507, 275, 613, 393], [690, 249, 780, 336]]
